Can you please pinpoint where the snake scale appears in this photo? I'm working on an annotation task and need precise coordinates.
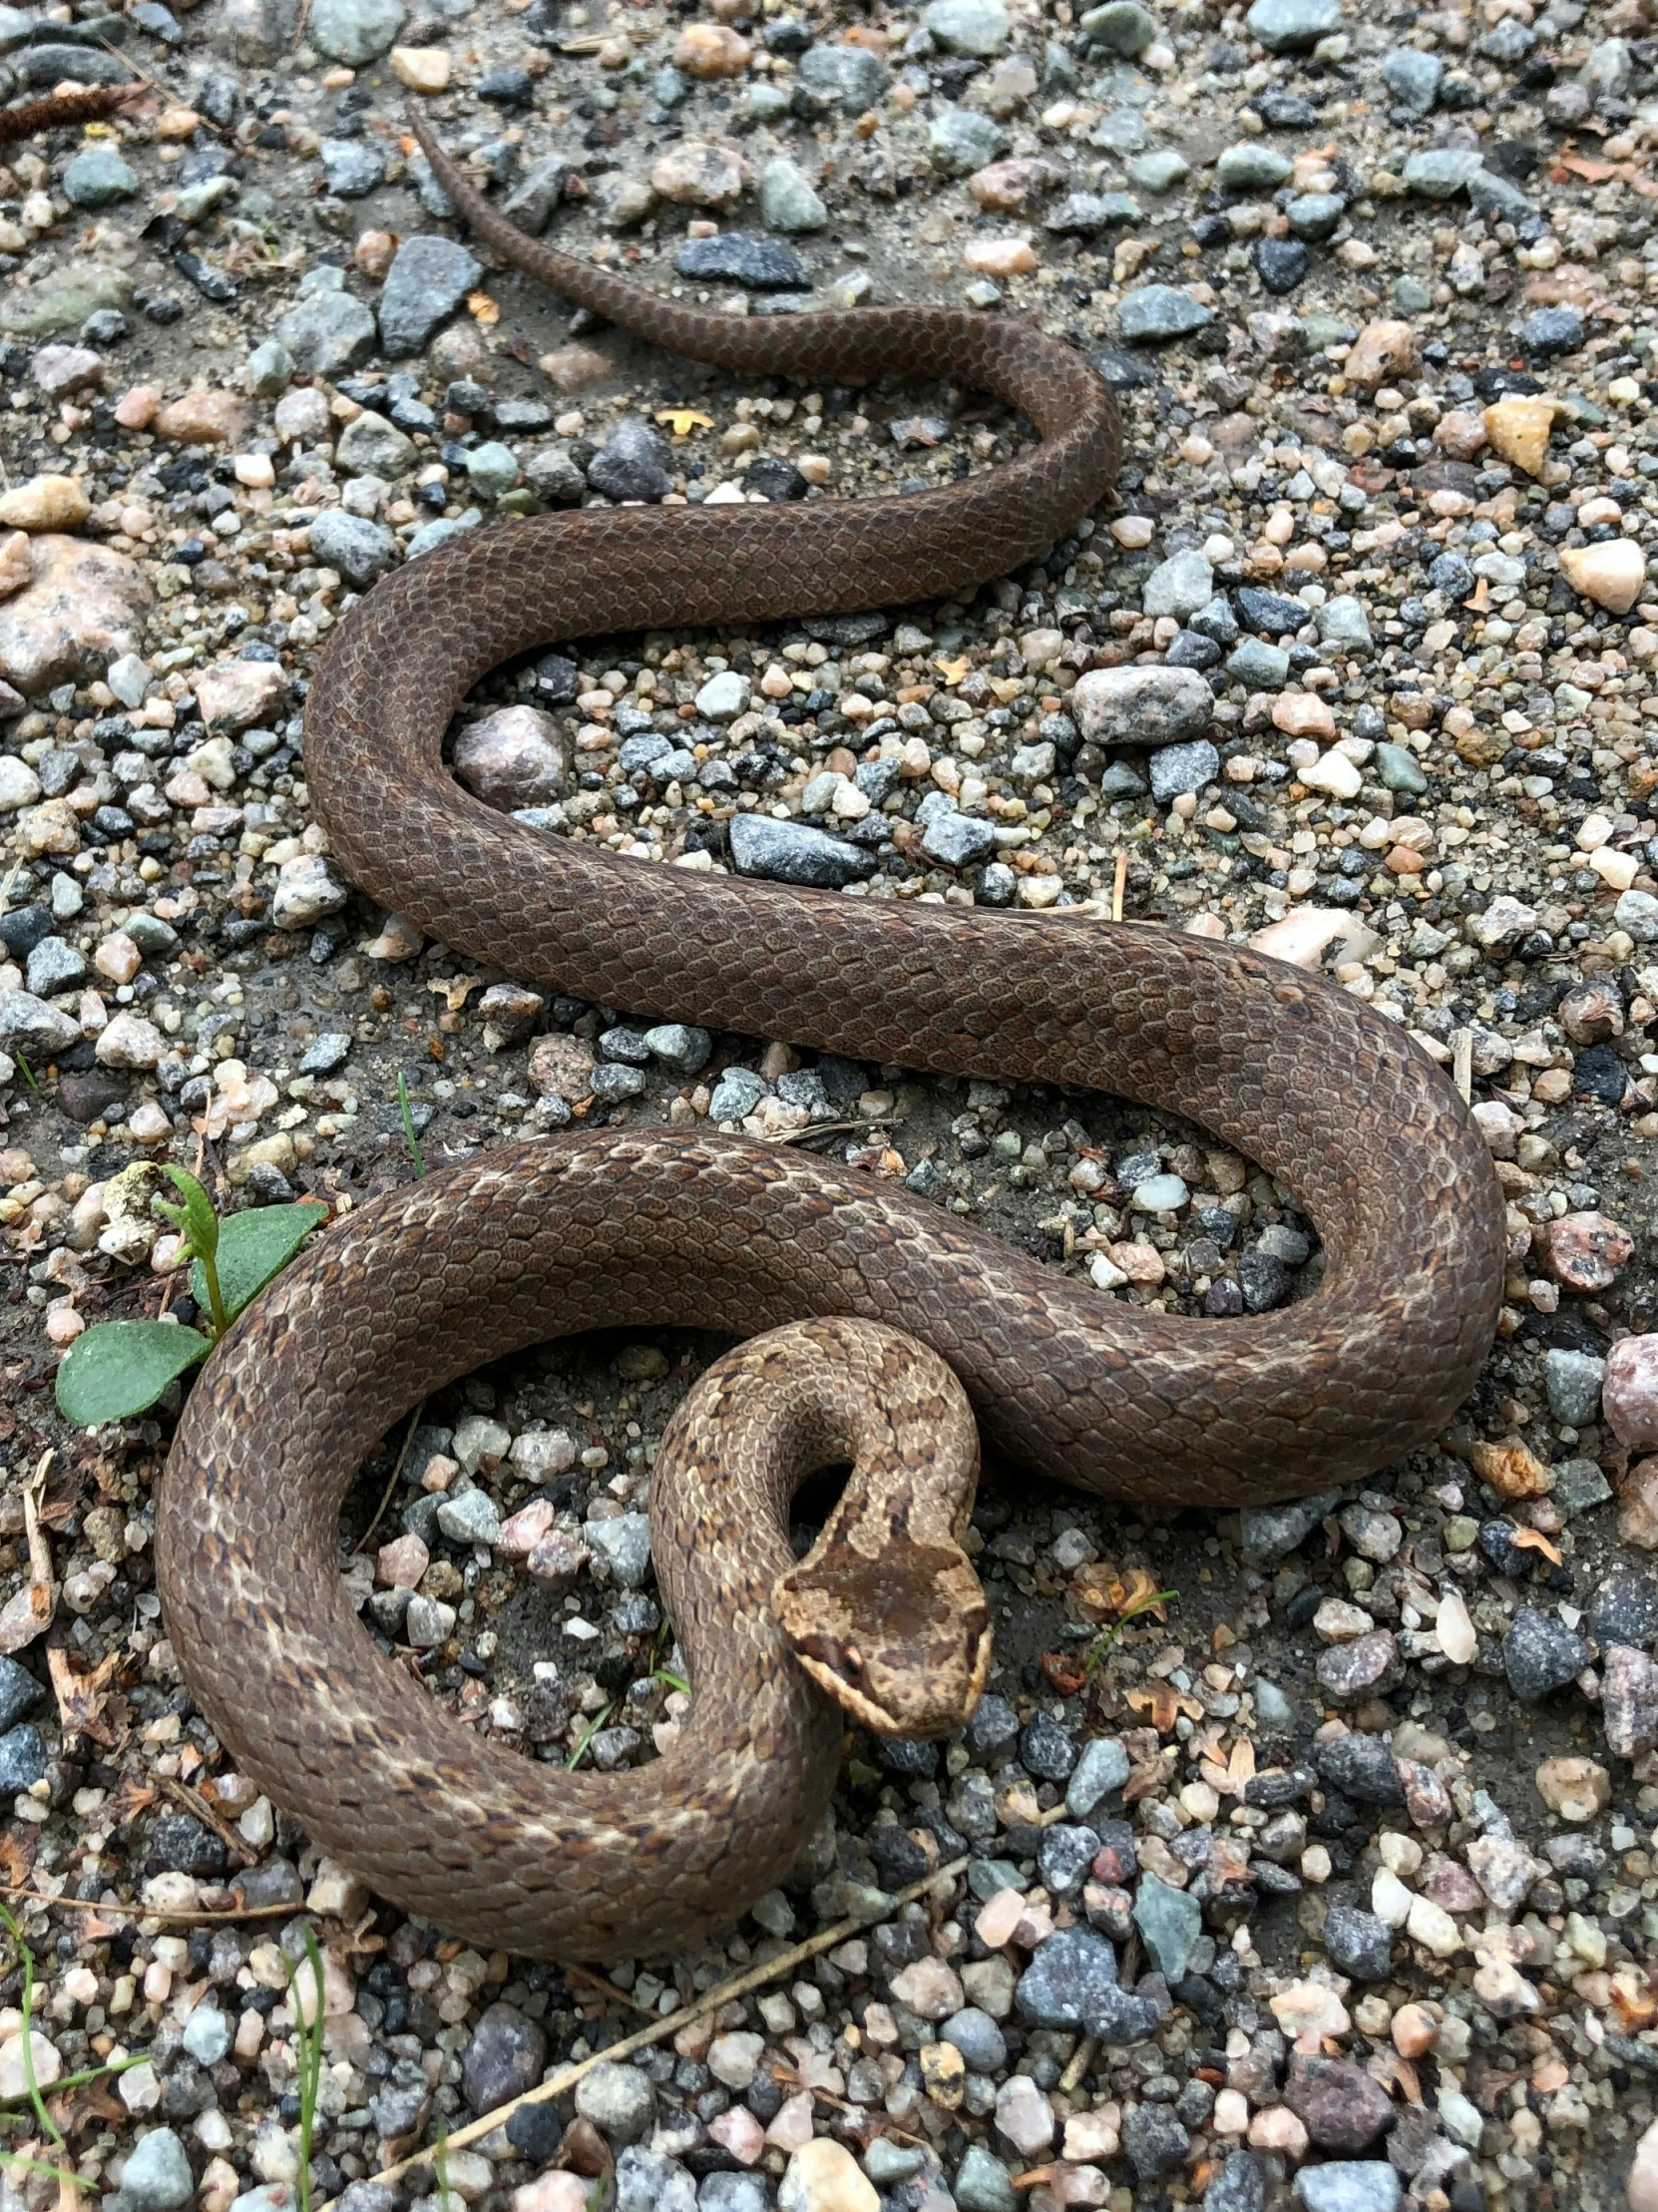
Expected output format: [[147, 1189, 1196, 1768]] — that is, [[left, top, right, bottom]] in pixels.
[[155, 113, 1506, 1963]]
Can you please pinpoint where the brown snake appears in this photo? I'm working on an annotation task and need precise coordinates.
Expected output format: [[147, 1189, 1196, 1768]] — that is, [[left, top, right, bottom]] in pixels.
[[156, 114, 1506, 1963]]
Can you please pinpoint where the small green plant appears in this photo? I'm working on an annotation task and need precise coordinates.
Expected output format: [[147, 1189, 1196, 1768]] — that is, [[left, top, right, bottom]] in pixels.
[[287, 1929, 328, 2212], [11, 1053, 39, 1098], [566, 1701, 617, 1770], [0, 1902, 60, 2148], [54, 1166, 326, 1428], [1080, 1582, 1179, 1681], [396, 1071, 427, 1178]]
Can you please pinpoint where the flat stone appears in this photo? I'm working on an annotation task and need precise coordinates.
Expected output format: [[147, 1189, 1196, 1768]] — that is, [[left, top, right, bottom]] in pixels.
[[308, 0, 405, 63], [0, 534, 151, 695], [1117, 284, 1215, 340]]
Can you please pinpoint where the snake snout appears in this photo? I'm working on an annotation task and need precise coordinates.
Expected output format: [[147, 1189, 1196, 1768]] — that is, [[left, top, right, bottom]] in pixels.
[[774, 1535, 992, 1741]]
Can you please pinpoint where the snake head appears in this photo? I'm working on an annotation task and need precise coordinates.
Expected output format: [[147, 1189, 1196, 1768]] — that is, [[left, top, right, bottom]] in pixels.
[[773, 1532, 991, 1740]]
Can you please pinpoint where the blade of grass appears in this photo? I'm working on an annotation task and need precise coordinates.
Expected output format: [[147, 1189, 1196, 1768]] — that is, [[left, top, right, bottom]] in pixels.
[[0, 1905, 63, 2147], [396, 1072, 427, 1178], [11, 1054, 39, 1097], [289, 1928, 328, 2212], [565, 1701, 616, 1771]]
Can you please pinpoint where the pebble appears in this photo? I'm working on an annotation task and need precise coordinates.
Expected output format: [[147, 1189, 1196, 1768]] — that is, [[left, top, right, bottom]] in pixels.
[[378, 235, 483, 357], [1065, 1734, 1130, 1816], [928, 110, 1009, 178], [942, 2006, 1007, 2072], [1121, 2104, 1190, 2181], [0, 475, 92, 533], [1534, 1755, 1609, 1821], [1150, 740, 1220, 803], [573, 2062, 655, 2143], [1560, 540, 1648, 615], [922, 0, 1010, 54], [115, 2129, 195, 2212], [308, 512, 399, 589], [63, 146, 139, 208], [1603, 1644, 1658, 1757], [1629, 2115, 1658, 2212], [1117, 285, 1215, 341], [1316, 1733, 1403, 1805], [0, 1723, 46, 1791], [1132, 1872, 1202, 1979], [795, 44, 890, 109], [307, 0, 406, 64], [1322, 1904, 1393, 1981], [758, 160, 828, 232], [676, 235, 809, 289], [0, 537, 150, 695], [730, 814, 875, 888], [1245, 0, 1342, 49], [1015, 1928, 1160, 2042], [779, 2140, 877, 2212], [1293, 2167, 1401, 2212], [1544, 1347, 1606, 1426], [1206, 2153, 1266, 2212], [954, 2148, 1017, 2212]]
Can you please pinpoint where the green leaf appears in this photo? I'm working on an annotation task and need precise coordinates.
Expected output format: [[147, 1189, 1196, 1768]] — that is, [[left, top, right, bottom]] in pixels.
[[159, 1165, 218, 1260], [55, 1322, 211, 1427], [191, 1201, 327, 1324]]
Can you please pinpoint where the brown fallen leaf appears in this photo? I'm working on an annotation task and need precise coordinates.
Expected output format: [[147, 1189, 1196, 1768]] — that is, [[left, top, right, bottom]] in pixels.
[[1126, 1682, 1203, 1733], [1040, 1653, 1086, 1696], [46, 1647, 122, 1748]]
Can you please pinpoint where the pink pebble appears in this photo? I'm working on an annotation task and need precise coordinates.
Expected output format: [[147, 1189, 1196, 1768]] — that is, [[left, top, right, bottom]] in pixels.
[[1605, 1334, 1658, 1449], [375, 1535, 428, 1588], [708, 2106, 765, 2165], [114, 384, 160, 430]]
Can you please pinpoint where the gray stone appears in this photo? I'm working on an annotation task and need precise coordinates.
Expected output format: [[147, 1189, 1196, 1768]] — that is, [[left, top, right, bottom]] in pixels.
[[183, 2006, 231, 2065], [502, 156, 574, 233], [1082, 0, 1157, 53], [0, 1722, 43, 1791], [922, 0, 1010, 54], [307, 0, 405, 63], [1374, 741, 1427, 794], [275, 287, 377, 377], [1015, 1926, 1162, 2042], [1316, 595, 1372, 650], [0, 1659, 42, 1736], [1315, 1731, 1403, 1807], [676, 234, 809, 289], [1323, 1904, 1393, 1981], [435, 1490, 502, 1548], [298, 1033, 351, 1076], [921, 809, 998, 867], [928, 108, 1008, 176], [643, 1024, 712, 1075], [795, 43, 890, 109], [1206, 2154, 1266, 2212], [954, 2148, 1017, 2212], [1149, 739, 1219, 802], [1072, 664, 1212, 748], [574, 2060, 655, 2144], [589, 418, 674, 502], [965, 1691, 1020, 1760], [116, 2129, 195, 2212], [308, 512, 398, 590], [1121, 2105, 1190, 2182], [1544, 1347, 1605, 1427], [709, 1068, 768, 1120], [463, 2002, 547, 2113], [1133, 1871, 1202, 1979], [378, 233, 483, 358], [1124, 149, 1190, 194], [1038, 1824, 1100, 1897], [466, 442, 521, 497], [1379, 48, 1442, 112], [63, 146, 139, 208], [1551, 1458, 1611, 1516], [1616, 889, 1658, 943], [1467, 168, 1532, 222], [588, 1513, 652, 1588], [1245, 0, 1342, 49], [335, 410, 414, 478], [26, 937, 87, 997], [1045, 191, 1140, 233], [616, 2151, 696, 2212], [1116, 284, 1215, 340], [758, 159, 827, 232], [1287, 193, 1345, 240], [1020, 1712, 1075, 1779], [1226, 638, 1291, 688], [1143, 550, 1215, 621], [1502, 1605, 1586, 1702], [245, 338, 293, 397], [730, 813, 876, 888], [1402, 148, 1483, 199], [942, 2005, 1007, 2072], [0, 991, 81, 1057], [1241, 1489, 1341, 1560], [407, 511, 482, 561], [1217, 143, 1293, 191], [1066, 1735, 1130, 1818], [318, 138, 384, 196], [1293, 2165, 1401, 2212]]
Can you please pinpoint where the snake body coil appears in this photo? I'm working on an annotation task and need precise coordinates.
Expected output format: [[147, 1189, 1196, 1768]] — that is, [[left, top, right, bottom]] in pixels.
[[155, 118, 1505, 1962]]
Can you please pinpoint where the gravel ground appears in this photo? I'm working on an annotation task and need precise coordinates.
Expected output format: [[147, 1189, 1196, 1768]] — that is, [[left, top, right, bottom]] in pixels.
[[3, 0, 1658, 2208]]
